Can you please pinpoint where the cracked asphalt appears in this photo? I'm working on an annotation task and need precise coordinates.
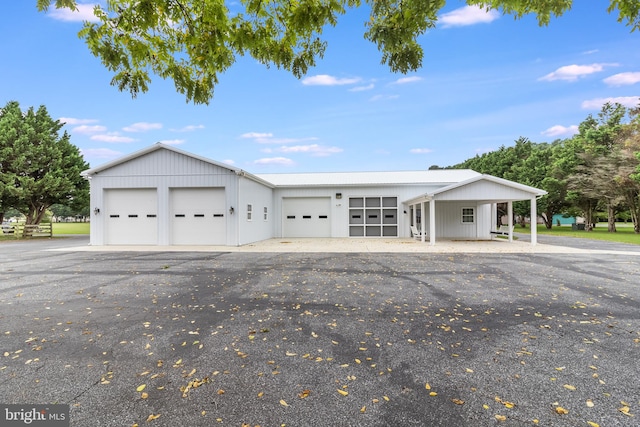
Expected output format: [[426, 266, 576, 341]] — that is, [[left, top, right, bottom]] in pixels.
[[1, 236, 639, 426]]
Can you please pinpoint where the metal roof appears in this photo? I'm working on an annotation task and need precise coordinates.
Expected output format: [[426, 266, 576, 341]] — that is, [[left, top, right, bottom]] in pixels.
[[255, 169, 481, 187]]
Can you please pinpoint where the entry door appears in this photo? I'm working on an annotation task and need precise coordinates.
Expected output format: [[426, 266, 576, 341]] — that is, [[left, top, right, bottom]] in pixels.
[[282, 197, 331, 237], [170, 188, 226, 245], [105, 189, 158, 245]]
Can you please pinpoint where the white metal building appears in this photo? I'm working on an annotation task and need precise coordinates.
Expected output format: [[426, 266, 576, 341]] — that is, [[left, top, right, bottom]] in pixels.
[[82, 143, 547, 246]]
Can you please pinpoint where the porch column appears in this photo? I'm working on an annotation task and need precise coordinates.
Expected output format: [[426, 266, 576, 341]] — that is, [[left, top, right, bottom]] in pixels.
[[491, 203, 497, 229], [412, 204, 417, 237], [429, 199, 436, 246], [530, 196, 538, 246], [421, 201, 426, 243], [507, 201, 513, 242]]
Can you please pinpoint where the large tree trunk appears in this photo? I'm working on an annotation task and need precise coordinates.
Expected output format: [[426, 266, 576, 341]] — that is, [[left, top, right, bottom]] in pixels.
[[542, 211, 553, 229], [607, 202, 617, 232]]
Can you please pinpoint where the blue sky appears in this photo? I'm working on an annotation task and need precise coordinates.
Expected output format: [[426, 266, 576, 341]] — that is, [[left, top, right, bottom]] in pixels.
[[2, 1, 640, 172]]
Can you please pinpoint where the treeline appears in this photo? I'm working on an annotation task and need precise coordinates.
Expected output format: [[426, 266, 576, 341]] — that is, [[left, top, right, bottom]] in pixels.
[[446, 103, 640, 233], [0, 101, 89, 225]]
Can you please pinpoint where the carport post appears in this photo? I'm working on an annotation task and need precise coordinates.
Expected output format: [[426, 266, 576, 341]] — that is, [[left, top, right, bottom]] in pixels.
[[429, 199, 436, 246], [421, 201, 426, 243], [507, 201, 513, 242], [530, 196, 537, 245]]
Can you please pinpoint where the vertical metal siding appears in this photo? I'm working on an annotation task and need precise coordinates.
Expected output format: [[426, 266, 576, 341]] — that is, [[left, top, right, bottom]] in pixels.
[[89, 149, 240, 245], [238, 177, 274, 245]]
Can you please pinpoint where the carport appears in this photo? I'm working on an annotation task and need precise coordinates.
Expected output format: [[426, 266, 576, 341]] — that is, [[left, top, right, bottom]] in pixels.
[[405, 175, 547, 246]]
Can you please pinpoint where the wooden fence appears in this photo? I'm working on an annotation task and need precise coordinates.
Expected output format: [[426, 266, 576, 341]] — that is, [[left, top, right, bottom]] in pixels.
[[1, 223, 53, 238]]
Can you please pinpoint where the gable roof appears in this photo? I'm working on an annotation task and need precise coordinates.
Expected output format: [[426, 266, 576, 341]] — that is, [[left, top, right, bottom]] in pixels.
[[81, 143, 273, 187], [405, 174, 547, 205]]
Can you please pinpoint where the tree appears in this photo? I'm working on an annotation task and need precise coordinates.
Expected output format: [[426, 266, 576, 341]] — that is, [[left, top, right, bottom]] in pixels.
[[0, 101, 89, 226], [36, 0, 640, 104], [566, 103, 634, 232]]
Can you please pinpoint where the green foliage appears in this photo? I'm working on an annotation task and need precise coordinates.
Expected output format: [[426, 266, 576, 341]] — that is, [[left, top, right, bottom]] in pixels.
[[36, 0, 640, 104], [0, 101, 89, 225]]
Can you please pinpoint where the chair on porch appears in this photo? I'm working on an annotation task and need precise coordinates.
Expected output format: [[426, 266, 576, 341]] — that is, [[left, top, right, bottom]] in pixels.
[[410, 225, 426, 240]]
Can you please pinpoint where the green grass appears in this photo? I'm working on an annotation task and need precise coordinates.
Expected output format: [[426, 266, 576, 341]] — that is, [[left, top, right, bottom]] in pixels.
[[534, 222, 640, 245], [52, 222, 90, 235]]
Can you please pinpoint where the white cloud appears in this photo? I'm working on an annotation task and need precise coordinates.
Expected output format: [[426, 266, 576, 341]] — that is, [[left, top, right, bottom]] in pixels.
[[302, 74, 361, 86], [392, 76, 422, 85], [581, 96, 640, 110], [241, 132, 273, 139], [157, 139, 185, 145], [47, 3, 100, 23], [410, 148, 433, 154], [80, 148, 123, 160], [276, 144, 343, 157], [172, 124, 205, 132], [349, 84, 375, 92], [59, 117, 98, 125], [253, 157, 295, 166], [221, 159, 235, 165], [539, 63, 616, 82], [603, 72, 640, 86], [439, 5, 500, 28], [541, 125, 579, 137], [582, 49, 599, 55], [123, 122, 163, 132], [241, 132, 318, 144], [72, 125, 107, 134], [369, 94, 400, 102], [90, 133, 137, 143]]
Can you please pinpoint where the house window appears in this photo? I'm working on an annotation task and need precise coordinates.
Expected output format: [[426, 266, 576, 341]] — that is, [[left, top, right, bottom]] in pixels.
[[247, 204, 252, 221], [462, 207, 475, 223], [263, 206, 268, 221]]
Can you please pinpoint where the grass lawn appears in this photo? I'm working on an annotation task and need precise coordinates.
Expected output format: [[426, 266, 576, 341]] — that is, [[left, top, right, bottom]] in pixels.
[[52, 222, 90, 235], [534, 222, 640, 245]]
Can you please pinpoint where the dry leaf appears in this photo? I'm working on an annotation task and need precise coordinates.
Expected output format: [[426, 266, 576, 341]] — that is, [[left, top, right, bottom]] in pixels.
[[137, 384, 146, 392], [495, 415, 506, 422], [145, 414, 161, 422], [360, 406, 366, 413], [141, 392, 148, 399], [337, 389, 349, 396], [619, 406, 632, 416], [279, 399, 289, 407], [586, 399, 594, 408], [555, 407, 569, 415], [425, 383, 431, 390], [452, 399, 465, 405], [298, 390, 311, 399], [587, 422, 600, 427], [429, 392, 438, 396], [563, 384, 576, 391]]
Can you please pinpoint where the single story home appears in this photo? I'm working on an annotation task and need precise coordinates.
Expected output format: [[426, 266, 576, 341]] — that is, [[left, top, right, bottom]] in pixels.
[[81, 143, 547, 246]]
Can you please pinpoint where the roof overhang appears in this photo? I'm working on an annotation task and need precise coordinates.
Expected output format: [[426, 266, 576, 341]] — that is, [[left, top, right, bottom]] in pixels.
[[404, 174, 548, 206]]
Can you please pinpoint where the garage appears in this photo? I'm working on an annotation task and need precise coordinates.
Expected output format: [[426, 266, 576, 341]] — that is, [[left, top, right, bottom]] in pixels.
[[282, 197, 331, 237], [105, 188, 158, 245], [170, 188, 226, 245]]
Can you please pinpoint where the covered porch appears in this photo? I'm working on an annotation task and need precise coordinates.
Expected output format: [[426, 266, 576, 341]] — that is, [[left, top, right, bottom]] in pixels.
[[404, 175, 547, 246]]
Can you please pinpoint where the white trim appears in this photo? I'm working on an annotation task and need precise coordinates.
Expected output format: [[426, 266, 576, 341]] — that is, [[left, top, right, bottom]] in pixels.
[[461, 207, 475, 224]]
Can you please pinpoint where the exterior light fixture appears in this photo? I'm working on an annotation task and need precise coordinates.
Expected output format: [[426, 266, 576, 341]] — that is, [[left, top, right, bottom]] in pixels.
[[336, 193, 342, 199], [229, 206, 235, 215], [93, 207, 100, 215]]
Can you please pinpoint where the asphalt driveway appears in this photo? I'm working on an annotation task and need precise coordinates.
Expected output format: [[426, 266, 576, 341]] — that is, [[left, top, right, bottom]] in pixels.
[[1, 236, 639, 426]]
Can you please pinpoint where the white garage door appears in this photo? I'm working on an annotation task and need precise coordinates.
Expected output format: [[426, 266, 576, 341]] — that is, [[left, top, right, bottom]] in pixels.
[[105, 189, 158, 245], [170, 188, 226, 245], [282, 197, 331, 237]]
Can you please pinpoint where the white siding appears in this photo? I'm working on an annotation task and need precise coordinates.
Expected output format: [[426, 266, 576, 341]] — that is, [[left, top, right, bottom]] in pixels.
[[89, 149, 240, 245], [435, 180, 538, 202], [237, 176, 274, 245], [271, 185, 437, 238]]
